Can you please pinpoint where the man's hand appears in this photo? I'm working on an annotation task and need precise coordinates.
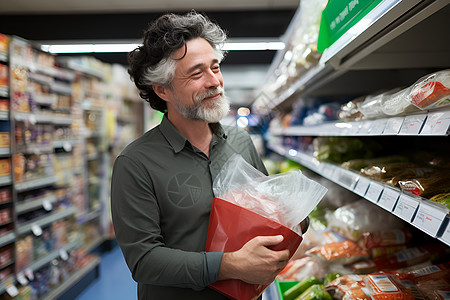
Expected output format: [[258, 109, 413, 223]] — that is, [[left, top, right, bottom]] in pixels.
[[218, 235, 290, 285]]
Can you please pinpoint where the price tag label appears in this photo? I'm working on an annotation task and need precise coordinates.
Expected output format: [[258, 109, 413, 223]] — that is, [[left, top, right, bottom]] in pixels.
[[63, 141, 73, 152], [28, 114, 37, 125], [393, 194, 419, 222], [325, 123, 340, 135], [348, 122, 361, 135], [399, 114, 427, 135], [31, 224, 43, 236], [420, 110, 450, 136], [412, 201, 447, 236], [365, 182, 384, 203], [354, 177, 370, 196], [358, 121, 373, 135], [378, 188, 400, 211], [42, 198, 53, 211], [370, 118, 387, 135], [335, 169, 358, 190], [25, 268, 34, 281], [319, 164, 336, 178], [383, 117, 404, 135], [59, 248, 69, 261], [6, 283, 19, 297], [16, 272, 28, 285], [440, 220, 450, 246]]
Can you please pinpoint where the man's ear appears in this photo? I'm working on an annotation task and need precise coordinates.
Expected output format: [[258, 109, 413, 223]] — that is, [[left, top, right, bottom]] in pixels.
[[153, 84, 172, 102]]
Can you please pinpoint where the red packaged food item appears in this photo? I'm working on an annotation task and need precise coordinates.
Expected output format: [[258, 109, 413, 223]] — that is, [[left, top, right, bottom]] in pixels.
[[0, 34, 9, 53], [409, 70, 450, 109], [359, 229, 412, 250], [325, 274, 371, 300], [415, 278, 450, 300], [370, 246, 407, 258], [306, 240, 369, 265], [0, 64, 8, 87], [208, 154, 327, 300], [206, 198, 303, 300], [366, 273, 415, 300], [351, 243, 449, 273]]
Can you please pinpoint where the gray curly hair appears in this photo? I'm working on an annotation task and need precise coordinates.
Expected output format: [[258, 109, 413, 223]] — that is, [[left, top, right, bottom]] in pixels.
[[128, 11, 228, 112]]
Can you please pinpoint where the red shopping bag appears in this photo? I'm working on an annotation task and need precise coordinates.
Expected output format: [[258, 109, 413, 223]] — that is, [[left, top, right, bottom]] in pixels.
[[206, 197, 303, 300]]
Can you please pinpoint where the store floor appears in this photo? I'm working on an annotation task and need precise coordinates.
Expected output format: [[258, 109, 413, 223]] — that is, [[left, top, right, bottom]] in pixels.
[[75, 243, 137, 300]]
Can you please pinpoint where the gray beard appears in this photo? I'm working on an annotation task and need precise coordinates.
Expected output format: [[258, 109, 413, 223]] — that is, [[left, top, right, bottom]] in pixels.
[[173, 88, 230, 123]]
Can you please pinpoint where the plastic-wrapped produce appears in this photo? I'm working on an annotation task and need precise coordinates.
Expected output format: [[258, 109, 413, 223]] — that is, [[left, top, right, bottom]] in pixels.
[[338, 96, 365, 121], [325, 199, 404, 241], [313, 137, 382, 164], [398, 171, 450, 198], [303, 102, 340, 126], [381, 87, 420, 116], [408, 69, 450, 109], [358, 93, 386, 119]]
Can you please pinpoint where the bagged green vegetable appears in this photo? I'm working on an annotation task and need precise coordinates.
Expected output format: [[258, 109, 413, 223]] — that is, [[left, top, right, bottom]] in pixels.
[[295, 284, 332, 300], [283, 277, 323, 300]]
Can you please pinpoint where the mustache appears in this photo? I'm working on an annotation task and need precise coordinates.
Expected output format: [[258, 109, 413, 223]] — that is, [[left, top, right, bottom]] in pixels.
[[196, 86, 225, 102]]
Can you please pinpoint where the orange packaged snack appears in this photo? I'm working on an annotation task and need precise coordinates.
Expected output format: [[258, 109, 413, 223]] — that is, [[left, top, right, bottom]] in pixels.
[[359, 229, 412, 250], [325, 274, 372, 300], [366, 273, 415, 300], [307, 240, 369, 265]]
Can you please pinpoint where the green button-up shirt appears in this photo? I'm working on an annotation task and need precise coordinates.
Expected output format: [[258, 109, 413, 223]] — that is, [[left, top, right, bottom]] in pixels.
[[111, 114, 267, 299]]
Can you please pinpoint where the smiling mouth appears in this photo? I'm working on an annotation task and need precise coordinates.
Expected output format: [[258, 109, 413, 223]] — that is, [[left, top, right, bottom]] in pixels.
[[204, 93, 222, 101]]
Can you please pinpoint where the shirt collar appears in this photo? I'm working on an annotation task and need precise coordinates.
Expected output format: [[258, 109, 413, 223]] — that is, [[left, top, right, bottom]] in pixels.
[[159, 114, 228, 154]]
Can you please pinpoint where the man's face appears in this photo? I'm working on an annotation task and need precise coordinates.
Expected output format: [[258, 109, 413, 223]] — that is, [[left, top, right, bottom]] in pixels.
[[169, 38, 229, 123]]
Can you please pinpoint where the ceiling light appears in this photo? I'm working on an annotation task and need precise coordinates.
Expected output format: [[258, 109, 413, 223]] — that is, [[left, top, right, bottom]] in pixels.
[[223, 41, 285, 51], [41, 40, 285, 54], [41, 43, 141, 54]]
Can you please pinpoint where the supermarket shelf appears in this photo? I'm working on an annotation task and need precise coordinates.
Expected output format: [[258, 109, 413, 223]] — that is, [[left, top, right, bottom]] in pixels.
[[253, 0, 450, 113], [76, 208, 101, 225], [60, 59, 105, 80], [0, 241, 84, 297], [41, 256, 101, 300], [324, 0, 449, 70], [16, 194, 58, 214], [0, 176, 12, 187], [15, 175, 58, 193], [23, 240, 82, 274], [0, 111, 8, 120], [0, 147, 10, 156], [84, 235, 107, 254], [16, 206, 77, 236], [0, 275, 15, 296], [270, 109, 450, 137], [0, 51, 7, 63], [53, 139, 82, 149], [267, 141, 450, 246], [0, 87, 8, 98], [0, 232, 15, 247], [14, 112, 73, 125]]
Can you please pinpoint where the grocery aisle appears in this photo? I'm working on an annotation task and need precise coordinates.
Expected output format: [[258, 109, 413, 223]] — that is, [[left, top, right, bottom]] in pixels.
[[75, 243, 137, 300]]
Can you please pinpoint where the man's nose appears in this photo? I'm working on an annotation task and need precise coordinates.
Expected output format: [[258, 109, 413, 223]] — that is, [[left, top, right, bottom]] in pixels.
[[205, 70, 221, 88]]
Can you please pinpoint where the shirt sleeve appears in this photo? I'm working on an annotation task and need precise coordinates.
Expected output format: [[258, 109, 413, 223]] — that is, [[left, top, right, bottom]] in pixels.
[[111, 155, 221, 290]]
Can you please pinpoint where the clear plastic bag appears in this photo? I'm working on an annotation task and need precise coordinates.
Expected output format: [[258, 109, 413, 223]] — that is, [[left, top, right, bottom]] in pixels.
[[207, 154, 328, 300], [213, 153, 328, 235], [408, 69, 450, 109]]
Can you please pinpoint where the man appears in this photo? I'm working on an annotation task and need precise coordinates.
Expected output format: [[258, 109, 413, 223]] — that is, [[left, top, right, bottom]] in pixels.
[[111, 11, 306, 299]]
